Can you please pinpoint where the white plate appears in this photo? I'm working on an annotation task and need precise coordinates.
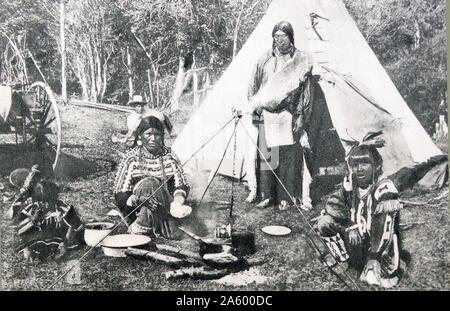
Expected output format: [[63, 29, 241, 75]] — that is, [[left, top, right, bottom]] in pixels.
[[261, 225, 291, 236], [101, 234, 151, 248]]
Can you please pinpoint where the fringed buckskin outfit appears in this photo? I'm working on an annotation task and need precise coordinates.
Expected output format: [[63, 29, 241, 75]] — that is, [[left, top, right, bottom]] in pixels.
[[317, 177, 403, 288]]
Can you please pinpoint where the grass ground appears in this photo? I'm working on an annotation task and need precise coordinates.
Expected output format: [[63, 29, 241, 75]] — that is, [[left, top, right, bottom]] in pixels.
[[0, 103, 448, 291]]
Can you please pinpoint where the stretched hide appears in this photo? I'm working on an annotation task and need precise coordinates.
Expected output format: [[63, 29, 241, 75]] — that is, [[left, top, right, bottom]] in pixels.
[[417, 161, 448, 190], [389, 155, 448, 192]]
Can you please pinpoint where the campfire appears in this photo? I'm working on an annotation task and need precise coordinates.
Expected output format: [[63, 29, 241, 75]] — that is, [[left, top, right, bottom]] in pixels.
[[124, 225, 266, 281]]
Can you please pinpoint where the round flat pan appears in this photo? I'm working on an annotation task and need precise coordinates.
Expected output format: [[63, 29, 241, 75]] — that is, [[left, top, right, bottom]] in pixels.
[[261, 225, 291, 236], [101, 234, 151, 248]]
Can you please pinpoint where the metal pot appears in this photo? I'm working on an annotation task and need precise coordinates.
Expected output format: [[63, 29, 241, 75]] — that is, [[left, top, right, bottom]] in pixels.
[[84, 222, 115, 247], [199, 238, 232, 257], [178, 226, 231, 256], [178, 227, 258, 269], [231, 230, 256, 257]]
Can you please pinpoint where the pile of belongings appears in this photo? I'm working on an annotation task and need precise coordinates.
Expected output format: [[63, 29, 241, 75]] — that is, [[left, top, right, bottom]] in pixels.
[[6, 165, 84, 262]]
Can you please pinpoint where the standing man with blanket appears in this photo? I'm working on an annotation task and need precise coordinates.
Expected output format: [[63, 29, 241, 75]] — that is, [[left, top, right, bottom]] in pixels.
[[246, 21, 313, 210]]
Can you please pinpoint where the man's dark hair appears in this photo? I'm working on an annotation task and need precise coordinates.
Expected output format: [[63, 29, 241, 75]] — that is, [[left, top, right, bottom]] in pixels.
[[272, 21, 295, 45], [347, 145, 384, 178]]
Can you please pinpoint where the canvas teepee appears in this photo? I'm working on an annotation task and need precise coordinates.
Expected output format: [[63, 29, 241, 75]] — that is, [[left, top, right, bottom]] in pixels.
[[172, 0, 443, 188]]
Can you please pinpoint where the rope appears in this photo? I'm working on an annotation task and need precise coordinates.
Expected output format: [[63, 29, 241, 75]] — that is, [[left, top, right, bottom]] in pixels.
[[230, 117, 239, 221], [238, 121, 361, 291], [180, 116, 236, 167], [45, 114, 238, 290], [196, 117, 240, 209]]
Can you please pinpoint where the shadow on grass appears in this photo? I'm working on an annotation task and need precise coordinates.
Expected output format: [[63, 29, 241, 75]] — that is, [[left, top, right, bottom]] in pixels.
[[0, 143, 113, 182], [54, 152, 115, 181]]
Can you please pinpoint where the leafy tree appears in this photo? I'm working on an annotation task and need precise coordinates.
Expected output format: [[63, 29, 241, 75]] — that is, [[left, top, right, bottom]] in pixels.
[[345, 0, 447, 134], [1, 0, 445, 134], [0, 0, 59, 85]]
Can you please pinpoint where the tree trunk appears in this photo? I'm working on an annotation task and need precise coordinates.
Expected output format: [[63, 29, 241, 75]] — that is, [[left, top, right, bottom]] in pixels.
[[127, 45, 133, 100], [192, 55, 200, 108], [204, 71, 211, 97], [147, 69, 154, 107], [18, 36, 29, 86], [169, 55, 187, 111], [28, 51, 47, 85], [232, 2, 244, 59], [152, 64, 160, 107], [87, 44, 97, 102], [73, 61, 86, 100], [233, 0, 261, 59], [95, 44, 102, 101], [71, 52, 89, 101], [2, 34, 29, 85], [101, 60, 108, 102], [60, 0, 67, 104]]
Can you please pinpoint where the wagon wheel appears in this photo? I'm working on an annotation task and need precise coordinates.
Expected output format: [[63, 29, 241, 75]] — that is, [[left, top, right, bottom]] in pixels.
[[23, 82, 62, 171]]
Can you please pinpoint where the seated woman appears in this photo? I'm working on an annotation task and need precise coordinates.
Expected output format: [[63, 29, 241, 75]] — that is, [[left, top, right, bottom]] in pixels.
[[7, 165, 84, 262], [113, 112, 190, 238]]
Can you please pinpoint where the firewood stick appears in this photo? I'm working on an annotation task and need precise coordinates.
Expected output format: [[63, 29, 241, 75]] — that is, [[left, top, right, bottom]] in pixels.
[[125, 248, 202, 267], [399, 221, 426, 230], [400, 200, 425, 206], [125, 248, 184, 266], [155, 243, 203, 261], [432, 189, 448, 202], [164, 256, 267, 280], [125, 247, 156, 258], [164, 266, 229, 280], [211, 200, 230, 205], [70, 99, 134, 113], [400, 200, 443, 208]]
